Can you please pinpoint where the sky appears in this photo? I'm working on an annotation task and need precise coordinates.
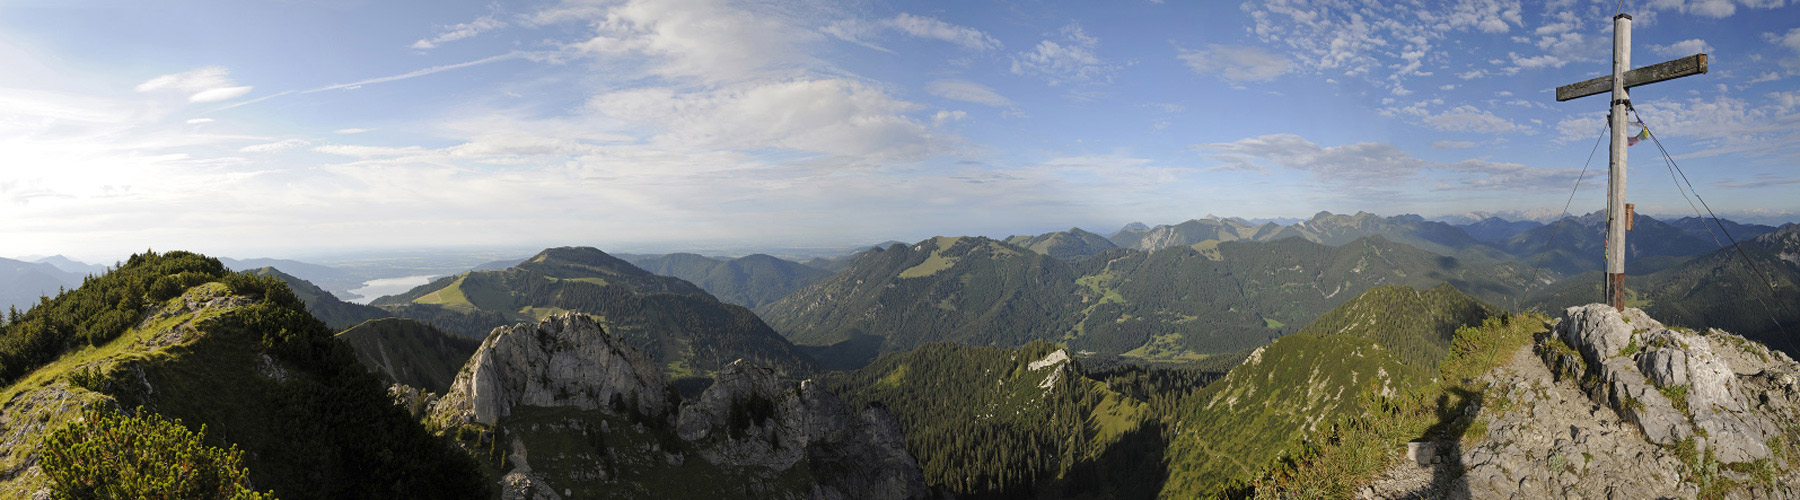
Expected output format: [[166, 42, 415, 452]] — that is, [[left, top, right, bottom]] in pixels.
[[3, 0, 1800, 261]]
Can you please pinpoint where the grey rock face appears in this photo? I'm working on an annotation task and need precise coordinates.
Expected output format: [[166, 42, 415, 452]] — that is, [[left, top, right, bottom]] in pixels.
[[1368, 305, 1800, 500], [1555, 304, 1788, 463], [434, 313, 929, 500], [433, 313, 670, 426], [677, 360, 929, 500]]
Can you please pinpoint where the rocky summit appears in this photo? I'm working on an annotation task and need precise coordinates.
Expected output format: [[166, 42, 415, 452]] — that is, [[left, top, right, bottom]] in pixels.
[[435, 313, 671, 426], [430, 313, 929, 500], [1366, 304, 1800, 499]]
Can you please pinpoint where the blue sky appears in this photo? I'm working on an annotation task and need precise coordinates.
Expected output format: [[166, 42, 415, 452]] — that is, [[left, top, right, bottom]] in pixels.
[[3, 0, 1800, 260]]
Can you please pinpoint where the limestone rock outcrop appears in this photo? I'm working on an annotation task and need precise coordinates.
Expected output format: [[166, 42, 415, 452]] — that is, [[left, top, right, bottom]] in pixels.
[[1553, 304, 1793, 464], [432, 313, 930, 500], [433, 313, 670, 426], [1365, 304, 1800, 499]]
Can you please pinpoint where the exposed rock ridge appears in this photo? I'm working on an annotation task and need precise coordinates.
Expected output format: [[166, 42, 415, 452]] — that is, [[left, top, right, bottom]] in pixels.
[[1364, 304, 1800, 499], [434, 313, 670, 426], [1551, 304, 1796, 464], [433, 313, 929, 500]]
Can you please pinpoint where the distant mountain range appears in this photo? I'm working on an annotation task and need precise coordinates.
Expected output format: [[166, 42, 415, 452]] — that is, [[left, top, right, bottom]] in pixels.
[[1457, 217, 1544, 243], [0, 257, 83, 313], [1494, 211, 1716, 275], [757, 233, 1542, 368]]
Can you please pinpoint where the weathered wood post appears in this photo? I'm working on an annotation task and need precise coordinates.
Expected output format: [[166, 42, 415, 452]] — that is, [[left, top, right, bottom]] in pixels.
[[1554, 13, 1709, 311]]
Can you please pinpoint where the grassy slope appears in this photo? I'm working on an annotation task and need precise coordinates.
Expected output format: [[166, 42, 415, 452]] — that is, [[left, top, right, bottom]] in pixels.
[[372, 247, 816, 378], [1, 276, 487, 499], [1295, 284, 1499, 370], [1157, 283, 1540, 498], [1160, 333, 1428, 496]]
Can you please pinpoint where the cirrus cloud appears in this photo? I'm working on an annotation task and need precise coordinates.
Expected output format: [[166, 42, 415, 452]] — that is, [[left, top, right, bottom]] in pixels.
[[135, 67, 254, 103]]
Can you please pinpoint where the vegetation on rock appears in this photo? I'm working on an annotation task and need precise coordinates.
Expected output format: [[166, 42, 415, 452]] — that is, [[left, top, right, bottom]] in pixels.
[[44, 405, 275, 500]]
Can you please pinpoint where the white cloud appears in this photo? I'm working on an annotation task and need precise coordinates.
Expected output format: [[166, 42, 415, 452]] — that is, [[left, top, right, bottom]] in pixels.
[[1650, 39, 1713, 57], [1421, 105, 1529, 133], [932, 110, 967, 125], [1177, 45, 1293, 83], [1768, 90, 1800, 113], [412, 15, 503, 49], [1507, 51, 1568, 71], [239, 139, 310, 153], [1193, 133, 1576, 193], [1749, 72, 1781, 83], [1241, 0, 1522, 90], [1553, 94, 1800, 159], [926, 79, 1012, 107], [188, 86, 253, 103], [587, 79, 933, 160], [135, 67, 254, 104], [558, 0, 820, 83], [1648, 0, 1787, 18], [1011, 23, 1112, 86], [887, 13, 1000, 51], [1768, 27, 1800, 71], [185, 118, 214, 124], [334, 128, 372, 134], [1433, 140, 1477, 149]]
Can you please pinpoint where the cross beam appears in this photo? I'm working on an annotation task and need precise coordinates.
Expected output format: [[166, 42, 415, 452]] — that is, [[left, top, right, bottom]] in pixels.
[[1552, 13, 1708, 311], [1555, 54, 1708, 102]]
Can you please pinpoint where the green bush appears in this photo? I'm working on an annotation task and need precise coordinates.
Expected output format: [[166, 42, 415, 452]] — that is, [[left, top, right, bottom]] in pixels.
[[43, 406, 275, 500]]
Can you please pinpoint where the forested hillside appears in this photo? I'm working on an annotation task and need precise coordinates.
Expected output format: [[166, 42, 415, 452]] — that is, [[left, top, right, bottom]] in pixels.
[[1160, 285, 1534, 497], [761, 234, 1539, 367], [1295, 284, 1498, 369], [824, 340, 1195, 499], [250, 266, 388, 330], [372, 246, 815, 378], [623, 252, 832, 308], [1002, 227, 1119, 260], [336, 317, 480, 394]]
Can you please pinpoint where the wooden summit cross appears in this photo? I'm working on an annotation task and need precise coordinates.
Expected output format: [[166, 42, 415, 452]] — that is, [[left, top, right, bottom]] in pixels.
[[1554, 13, 1708, 312]]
